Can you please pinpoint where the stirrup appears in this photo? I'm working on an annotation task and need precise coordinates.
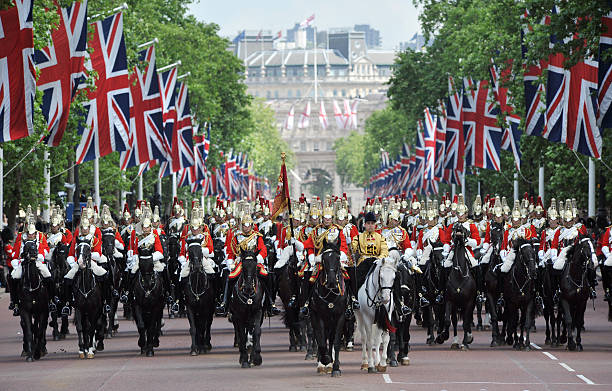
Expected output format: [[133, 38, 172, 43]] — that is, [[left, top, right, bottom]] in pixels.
[[13, 306, 20, 317], [419, 296, 430, 308], [103, 304, 111, 313], [477, 293, 486, 304], [8, 302, 15, 310], [435, 294, 444, 304], [288, 296, 297, 308], [119, 294, 129, 304], [351, 296, 360, 310], [215, 303, 227, 316], [553, 292, 560, 305], [299, 305, 310, 317], [497, 297, 505, 307], [61, 305, 71, 317], [112, 289, 119, 298], [268, 305, 281, 316], [590, 288, 597, 299], [401, 305, 412, 316], [166, 295, 175, 305], [49, 303, 57, 313], [171, 302, 180, 313], [604, 291, 611, 302]]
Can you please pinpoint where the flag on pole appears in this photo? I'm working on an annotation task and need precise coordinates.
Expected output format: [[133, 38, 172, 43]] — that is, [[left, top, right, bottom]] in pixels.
[[271, 153, 290, 220], [232, 30, 245, 44], [521, 9, 547, 137], [273, 30, 282, 41], [443, 76, 464, 184], [333, 100, 344, 128], [76, 12, 130, 164], [35, 0, 88, 146], [342, 99, 351, 129], [598, 9, 612, 129], [300, 14, 315, 28], [434, 100, 447, 180], [0, 0, 35, 143], [318, 101, 328, 129], [298, 101, 310, 128], [350, 100, 359, 129], [284, 105, 294, 129]]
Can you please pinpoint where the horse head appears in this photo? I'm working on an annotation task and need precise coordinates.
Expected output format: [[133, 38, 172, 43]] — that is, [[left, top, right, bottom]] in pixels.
[[377, 257, 397, 305], [75, 241, 92, 269], [514, 238, 537, 277], [452, 224, 469, 245], [239, 251, 258, 297], [101, 229, 115, 259], [187, 240, 204, 273], [573, 234, 596, 271], [395, 259, 415, 311], [22, 240, 38, 263], [321, 248, 341, 291]]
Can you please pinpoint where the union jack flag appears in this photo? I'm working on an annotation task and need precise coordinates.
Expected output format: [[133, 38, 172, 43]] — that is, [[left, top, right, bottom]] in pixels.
[[0, 0, 34, 142], [411, 121, 425, 193], [76, 12, 129, 164], [443, 76, 464, 184], [399, 143, 411, 193], [462, 77, 503, 171], [598, 9, 612, 129], [35, 0, 88, 146], [521, 9, 547, 137], [157, 67, 178, 178], [422, 107, 436, 181], [434, 100, 446, 180], [490, 62, 522, 170]]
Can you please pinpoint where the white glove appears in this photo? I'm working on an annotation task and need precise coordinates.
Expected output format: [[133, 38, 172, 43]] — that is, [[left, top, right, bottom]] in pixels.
[[340, 252, 348, 266], [538, 250, 545, 260], [66, 256, 76, 268], [37, 253, 44, 263], [45, 247, 54, 261], [256, 253, 265, 265], [605, 254, 612, 267], [227, 259, 236, 271], [308, 253, 315, 266], [202, 247, 211, 258], [482, 242, 490, 251], [91, 252, 101, 262], [127, 250, 134, 258], [443, 244, 450, 253], [115, 239, 124, 251], [114, 248, 123, 258], [153, 251, 164, 262], [11, 259, 20, 269], [416, 249, 423, 257], [602, 246, 610, 258], [404, 247, 416, 259], [466, 238, 478, 248]]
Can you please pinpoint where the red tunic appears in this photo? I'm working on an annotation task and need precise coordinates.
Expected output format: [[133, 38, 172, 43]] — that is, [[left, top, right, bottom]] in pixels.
[[302, 224, 349, 257], [446, 222, 481, 256], [68, 227, 102, 257], [179, 231, 214, 258], [12, 232, 50, 260], [132, 232, 164, 256]]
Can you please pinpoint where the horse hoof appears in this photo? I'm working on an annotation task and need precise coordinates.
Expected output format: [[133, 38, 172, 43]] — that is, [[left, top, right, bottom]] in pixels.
[[140, 349, 146, 355], [96, 341, 105, 352], [26, 356, 33, 363], [490, 340, 499, 347], [346, 346, 353, 352], [426, 337, 435, 345], [41, 347, 48, 357], [289, 346, 297, 352], [476, 324, 483, 331], [87, 353, 95, 359], [146, 350, 154, 357], [523, 345, 531, 351], [331, 370, 342, 377], [450, 343, 460, 350], [506, 337, 514, 346], [53, 335, 59, 341], [360, 363, 369, 371], [79, 352, 85, 359], [241, 362, 250, 369], [435, 336, 445, 345], [567, 341, 576, 351], [389, 360, 398, 367], [58, 334, 66, 340], [577, 344, 583, 352], [305, 353, 314, 361], [461, 344, 469, 351], [376, 365, 387, 373], [190, 350, 198, 356], [464, 335, 474, 345], [545, 338, 551, 346], [559, 335, 567, 344], [367, 367, 376, 374], [252, 356, 262, 366]]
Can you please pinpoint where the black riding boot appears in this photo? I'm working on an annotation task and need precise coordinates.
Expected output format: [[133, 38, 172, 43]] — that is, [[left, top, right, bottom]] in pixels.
[[472, 266, 485, 304], [415, 272, 430, 307], [120, 272, 137, 304], [8, 275, 20, 316], [262, 275, 281, 317], [161, 267, 175, 304], [216, 274, 235, 316], [43, 276, 58, 313], [288, 273, 300, 308], [348, 267, 360, 310], [102, 275, 113, 313], [299, 272, 313, 317], [61, 278, 73, 316], [588, 267, 597, 299], [267, 271, 281, 315]]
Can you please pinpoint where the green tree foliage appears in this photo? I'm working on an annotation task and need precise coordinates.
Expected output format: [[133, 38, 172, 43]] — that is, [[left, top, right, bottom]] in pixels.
[[336, 0, 611, 212]]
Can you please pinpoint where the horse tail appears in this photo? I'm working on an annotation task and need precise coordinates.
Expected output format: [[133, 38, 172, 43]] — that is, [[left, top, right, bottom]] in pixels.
[[375, 306, 396, 333]]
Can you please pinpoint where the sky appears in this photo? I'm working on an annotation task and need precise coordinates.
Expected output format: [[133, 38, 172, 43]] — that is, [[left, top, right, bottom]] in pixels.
[[187, 0, 421, 50]]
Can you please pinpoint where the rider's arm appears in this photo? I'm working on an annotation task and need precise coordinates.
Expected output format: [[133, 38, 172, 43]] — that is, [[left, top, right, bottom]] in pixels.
[[256, 236, 267, 264], [114, 230, 125, 250]]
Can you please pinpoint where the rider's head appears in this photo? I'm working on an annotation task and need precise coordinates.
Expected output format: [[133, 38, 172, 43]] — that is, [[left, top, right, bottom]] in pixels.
[[388, 209, 400, 228], [241, 214, 253, 235], [322, 206, 334, 228], [364, 212, 376, 233]]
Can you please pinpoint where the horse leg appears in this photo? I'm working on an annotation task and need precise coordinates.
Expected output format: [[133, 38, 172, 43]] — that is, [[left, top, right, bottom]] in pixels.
[[50, 310, 60, 341], [133, 305, 146, 355], [436, 301, 451, 344], [462, 300, 475, 348], [450, 306, 460, 349], [524, 300, 534, 351], [475, 298, 483, 331], [561, 299, 575, 351], [486, 291, 500, 347], [74, 309, 86, 359], [235, 320, 249, 368], [377, 329, 390, 373], [576, 302, 586, 351], [251, 311, 263, 366], [355, 312, 369, 371], [425, 307, 434, 345], [186, 305, 198, 355], [331, 314, 344, 377], [387, 329, 398, 367], [145, 311, 156, 357]]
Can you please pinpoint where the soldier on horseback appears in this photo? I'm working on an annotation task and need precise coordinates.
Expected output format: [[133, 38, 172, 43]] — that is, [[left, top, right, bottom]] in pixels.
[[217, 211, 280, 316], [9, 206, 58, 316], [178, 201, 216, 287]]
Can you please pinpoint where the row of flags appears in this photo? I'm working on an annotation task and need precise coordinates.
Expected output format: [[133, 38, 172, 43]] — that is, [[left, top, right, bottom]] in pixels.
[[284, 99, 359, 130], [0, 0, 268, 198], [367, 7, 611, 198]]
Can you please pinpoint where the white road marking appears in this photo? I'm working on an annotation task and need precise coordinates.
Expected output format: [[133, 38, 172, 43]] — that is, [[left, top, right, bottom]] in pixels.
[[542, 351, 558, 360], [559, 363, 575, 372], [577, 375, 595, 385], [530, 342, 542, 350], [382, 374, 392, 383]]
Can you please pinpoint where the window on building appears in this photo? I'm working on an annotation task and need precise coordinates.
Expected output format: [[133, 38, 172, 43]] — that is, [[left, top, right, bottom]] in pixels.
[[300, 141, 306, 151], [341, 89, 346, 97], [266, 91, 271, 99], [313, 142, 319, 152], [274, 91, 279, 99], [327, 142, 333, 151], [296, 89, 301, 98], [333, 89, 338, 97], [287, 90, 292, 98]]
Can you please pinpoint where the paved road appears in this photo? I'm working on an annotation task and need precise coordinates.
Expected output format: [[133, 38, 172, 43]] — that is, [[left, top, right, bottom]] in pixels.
[[0, 288, 611, 391]]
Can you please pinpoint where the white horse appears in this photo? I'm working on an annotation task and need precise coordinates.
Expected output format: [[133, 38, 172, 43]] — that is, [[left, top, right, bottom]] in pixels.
[[355, 253, 398, 373]]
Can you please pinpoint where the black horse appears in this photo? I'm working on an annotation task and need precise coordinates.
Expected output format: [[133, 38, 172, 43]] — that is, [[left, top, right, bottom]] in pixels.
[[101, 228, 121, 338], [421, 243, 446, 345], [438, 225, 477, 349], [309, 247, 347, 377], [277, 249, 307, 352], [183, 240, 215, 355], [230, 251, 265, 368], [503, 239, 538, 350], [73, 241, 105, 359], [387, 257, 416, 367], [483, 245, 506, 347], [602, 259, 612, 322], [17, 241, 50, 362], [48, 241, 69, 340], [132, 251, 165, 356], [541, 258, 565, 346], [167, 231, 183, 318], [559, 235, 594, 351]]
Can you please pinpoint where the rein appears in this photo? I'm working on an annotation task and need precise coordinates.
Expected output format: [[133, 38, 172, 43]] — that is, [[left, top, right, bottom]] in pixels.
[[565, 238, 591, 293], [76, 242, 97, 299], [511, 243, 534, 296], [364, 262, 395, 308], [235, 259, 259, 306]]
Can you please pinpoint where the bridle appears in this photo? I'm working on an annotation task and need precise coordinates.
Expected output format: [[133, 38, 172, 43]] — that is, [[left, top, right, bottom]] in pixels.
[[76, 242, 97, 299], [235, 255, 259, 306], [511, 242, 535, 296], [365, 260, 396, 308], [313, 248, 345, 307]]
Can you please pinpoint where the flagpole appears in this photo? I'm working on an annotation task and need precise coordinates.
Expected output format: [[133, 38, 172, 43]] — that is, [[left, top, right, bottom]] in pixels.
[[120, 172, 126, 207], [172, 172, 177, 198], [281, 152, 298, 261], [538, 165, 545, 205], [244, 30, 248, 78], [94, 157, 100, 208], [138, 175, 143, 200], [513, 172, 519, 201], [588, 158, 595, 217], [314, 25, 318, 104], [43, 150, 51, 223], [157, 177, 162, 203]]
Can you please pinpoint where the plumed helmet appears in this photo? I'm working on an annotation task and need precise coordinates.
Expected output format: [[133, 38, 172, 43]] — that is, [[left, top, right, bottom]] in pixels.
[[564, 199, 573, 222], [389, 208, 401, 221], [502, 196, 510, 215], [50, 205, 63, 227], [190, 200, 203, 229], [451, 194, 458, 212], [25, 205, 36, 235], [336, 208, 348, 221], [547, 198, 558, 220], [411, 194, 421, 210], [153, 205, 161, 223], [456, 194, 468, 216], [493, 196, 503, 218], [511, 200, 522, 221], [473, 195, 482, 217], [141, 201, 153, 228], [123, 203, 131, 220], [426, 200, 438, 221], [101, 204, 114, 226]]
